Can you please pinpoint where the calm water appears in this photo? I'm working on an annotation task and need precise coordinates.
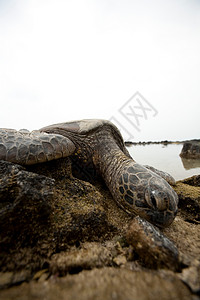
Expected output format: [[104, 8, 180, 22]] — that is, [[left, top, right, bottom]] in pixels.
[[127, 144, 200, 181]]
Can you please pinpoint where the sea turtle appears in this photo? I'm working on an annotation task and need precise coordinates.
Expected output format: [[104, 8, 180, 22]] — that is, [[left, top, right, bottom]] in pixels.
[[0, 119, 178, 227]]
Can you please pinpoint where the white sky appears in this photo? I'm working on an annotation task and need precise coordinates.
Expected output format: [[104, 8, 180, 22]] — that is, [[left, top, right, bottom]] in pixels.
[[0, 0, 199, 141]]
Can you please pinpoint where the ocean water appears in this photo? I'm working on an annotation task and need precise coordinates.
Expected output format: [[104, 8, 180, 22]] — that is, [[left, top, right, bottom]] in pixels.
[[127, 144, 200, 181]]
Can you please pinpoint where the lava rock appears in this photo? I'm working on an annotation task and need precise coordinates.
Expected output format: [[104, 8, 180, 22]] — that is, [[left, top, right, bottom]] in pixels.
[[181, 175, 200, 187], [0, 160, 112, 275], [51, 177, 111, 250], [26, 157, 72, 181], [0, 160, 54, 251]]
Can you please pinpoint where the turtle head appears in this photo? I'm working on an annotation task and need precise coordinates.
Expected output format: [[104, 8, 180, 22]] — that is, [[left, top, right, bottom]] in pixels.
[[118, 164, 178, 227], [143, 178, 178, 227]]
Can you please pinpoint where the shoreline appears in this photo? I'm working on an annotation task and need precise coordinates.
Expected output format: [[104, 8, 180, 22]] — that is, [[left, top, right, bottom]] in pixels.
[[125, 139, 200, 147]]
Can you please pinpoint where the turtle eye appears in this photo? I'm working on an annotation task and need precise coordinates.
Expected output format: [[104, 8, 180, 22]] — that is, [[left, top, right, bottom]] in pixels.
[[145, 189, 157, 209], [145, 188, 158, 209], [150, 193, 157, 208]]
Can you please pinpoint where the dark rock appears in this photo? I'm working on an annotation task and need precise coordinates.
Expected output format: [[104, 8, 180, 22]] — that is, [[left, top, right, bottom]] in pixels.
[[0, 268, 192, 300], [0, 160, 54, 251], [0, 160, 113, 276], [126, 216, 179, 271], [180, 140, 200, 159], [50, 177, 112, 251], [181, 175, 200, 187], [26, 157, 72, 180], [0, 160, 56, 276]]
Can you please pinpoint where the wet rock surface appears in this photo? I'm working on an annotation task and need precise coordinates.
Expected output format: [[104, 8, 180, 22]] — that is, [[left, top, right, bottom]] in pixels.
[[0, 159, 200, 299]]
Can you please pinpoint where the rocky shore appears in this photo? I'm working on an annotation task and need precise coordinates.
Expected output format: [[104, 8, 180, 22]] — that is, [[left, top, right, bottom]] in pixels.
[[125, 139, 200, 147], [0, 157, 199, 300], [125, 140, 184, 147]]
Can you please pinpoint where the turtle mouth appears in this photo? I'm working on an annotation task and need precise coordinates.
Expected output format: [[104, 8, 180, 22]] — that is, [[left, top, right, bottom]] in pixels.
[[142, 209, 175, 228]]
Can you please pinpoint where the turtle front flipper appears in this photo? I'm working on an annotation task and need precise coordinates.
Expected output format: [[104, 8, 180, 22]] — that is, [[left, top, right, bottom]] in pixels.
[[0, 129, 75, 165], [144, 165, 176, 186]]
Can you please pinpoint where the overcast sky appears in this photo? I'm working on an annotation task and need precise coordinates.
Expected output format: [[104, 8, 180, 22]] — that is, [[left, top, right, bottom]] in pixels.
[[0, 0, 199, 141]]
